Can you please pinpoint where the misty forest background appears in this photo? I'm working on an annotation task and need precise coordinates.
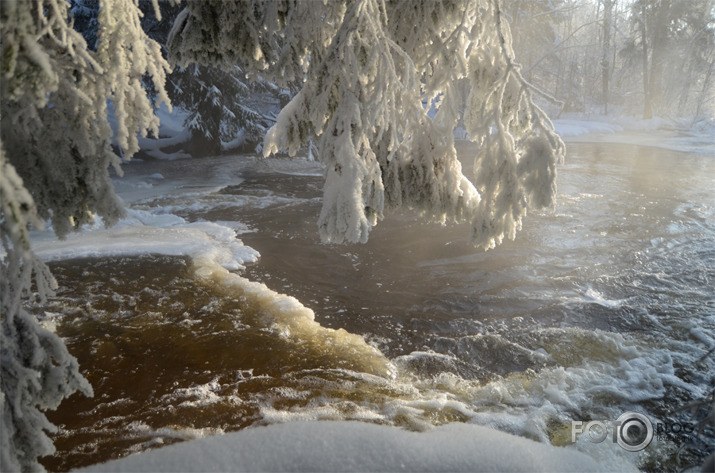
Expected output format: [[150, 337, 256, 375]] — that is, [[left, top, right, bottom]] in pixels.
[[72, 0, 715, 159]]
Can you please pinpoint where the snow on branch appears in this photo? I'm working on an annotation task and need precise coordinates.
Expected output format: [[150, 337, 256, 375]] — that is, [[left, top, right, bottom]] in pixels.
[[263, 0, 479, 243], [1, 1, 169, 470], [168, 0, 347, 87], [1, 146, 93, 473], [464, 0, 565, 249], [1, 0, 172, 238], [96, 0, 172, 157], [170, 0, 564, 248]]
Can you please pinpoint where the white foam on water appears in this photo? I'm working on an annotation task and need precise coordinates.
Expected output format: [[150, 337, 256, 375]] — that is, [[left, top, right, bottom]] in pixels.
[[230, 327, 692, 471], [259, 401, 387, 424], [191, 257, 397, 379], [581, 287, 625, 308], [159, 378, 242, 409]]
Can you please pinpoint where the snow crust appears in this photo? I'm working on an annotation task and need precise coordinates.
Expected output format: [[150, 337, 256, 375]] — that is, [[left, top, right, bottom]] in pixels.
[[75, 421, 615, 473], [29, 209, 258, 272]]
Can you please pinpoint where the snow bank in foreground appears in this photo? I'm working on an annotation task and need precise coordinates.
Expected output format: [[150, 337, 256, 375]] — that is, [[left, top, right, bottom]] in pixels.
[[76, 421, 617, 473]]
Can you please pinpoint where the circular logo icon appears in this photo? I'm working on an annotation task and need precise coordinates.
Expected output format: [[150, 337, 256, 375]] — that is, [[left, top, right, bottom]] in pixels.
[[615, 412, 653, 452]]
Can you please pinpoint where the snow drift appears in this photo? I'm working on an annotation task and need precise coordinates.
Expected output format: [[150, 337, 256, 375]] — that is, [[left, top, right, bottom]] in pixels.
[[75, 420, 620, 473]]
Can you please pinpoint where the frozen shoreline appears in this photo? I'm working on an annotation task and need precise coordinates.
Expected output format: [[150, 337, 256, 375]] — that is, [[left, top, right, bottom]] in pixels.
[[449, 114, 714, 156], [141, 104, 715, 161], [551, 115, 715, 156]]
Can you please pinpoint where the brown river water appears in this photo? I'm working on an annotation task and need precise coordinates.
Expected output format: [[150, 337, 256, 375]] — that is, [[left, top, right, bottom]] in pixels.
[[35, 141, 714, 472]]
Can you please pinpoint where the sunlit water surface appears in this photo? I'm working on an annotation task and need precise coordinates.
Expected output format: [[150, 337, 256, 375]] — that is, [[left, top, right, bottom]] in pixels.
[[39, 142, 714, 472]]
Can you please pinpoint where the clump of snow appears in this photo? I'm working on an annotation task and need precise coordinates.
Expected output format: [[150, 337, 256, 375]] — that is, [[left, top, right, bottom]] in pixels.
[[220, 129, 247, 152], [75, 421, 618, 473]]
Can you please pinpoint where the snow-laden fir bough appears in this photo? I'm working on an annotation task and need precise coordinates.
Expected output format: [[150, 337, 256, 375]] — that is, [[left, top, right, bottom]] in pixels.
[[1, 0, 564, 470], [1, 0, 168, 470], [169, 0, 565, 249]]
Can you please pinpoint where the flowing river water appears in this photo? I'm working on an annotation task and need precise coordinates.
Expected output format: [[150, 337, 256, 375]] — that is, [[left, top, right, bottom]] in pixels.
[[36, 141, 714, 472]]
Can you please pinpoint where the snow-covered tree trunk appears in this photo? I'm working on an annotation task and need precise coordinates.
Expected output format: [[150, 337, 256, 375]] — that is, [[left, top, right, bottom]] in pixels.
[[601, 0, 613, 115]]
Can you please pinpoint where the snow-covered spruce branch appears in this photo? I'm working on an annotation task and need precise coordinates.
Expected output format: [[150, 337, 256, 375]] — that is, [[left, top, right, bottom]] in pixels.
[[463, 0, 564, 250], [253, 0, 564, 248], [1, 1, 170, 470], [96, 0, 172, 157], [1, 0, 171, 237], [1, 146, 94, 473], [168, 0, 347, 87], [262, 0, 479, 243]]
